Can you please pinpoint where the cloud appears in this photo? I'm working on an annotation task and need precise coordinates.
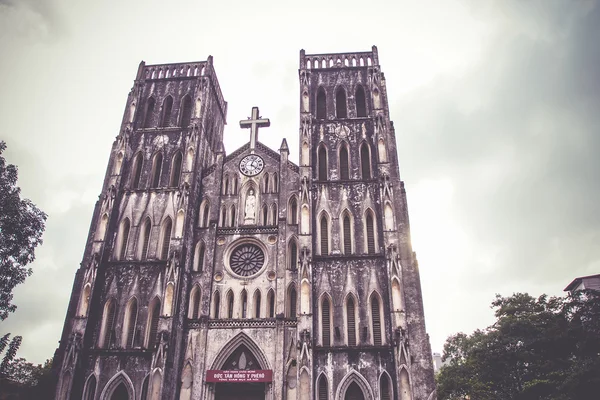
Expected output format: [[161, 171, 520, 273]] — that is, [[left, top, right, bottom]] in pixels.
[[397, 0, 600, 350]]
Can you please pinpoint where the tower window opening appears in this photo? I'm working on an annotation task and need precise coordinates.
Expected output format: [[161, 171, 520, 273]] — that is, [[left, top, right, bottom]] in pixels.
[[117, 219, 130, 260], [150, 153, 163, 188], [230, 205, 236, 227], [339, 144, 350, 180], [123, 298, 138, 348], [146, 298, 161, 348], [347, 297, 356, 346], [99, 299, 116, 348], [241, 290, 248, 319], [160, 218, 172, 260], [213, 291, 221, 318], [318, 375, 328, 400], [289, 240, 298, 270], [322, 297, 331, 346], [261, 205, 268, 226], [143, 97, 155, 128], [268, 289, 275, 318], [356, 86, 367, 117], [140, 218, 151, 260], [343, 214, 352, 254], [360, 143, 371, 180], [366, 212, 376, 254], [318, 145, 327, 181], [254, 290, 261, 318], [227, 291, 234, 318], [161, 96, 173, 127], [180, 95, 192, 127], [380, 373, 392, 400], [289, 197, 298, 224], [320, 215, 329, 255], [336, 88, 347, 118], [131, 153, 143, 189], [316, 88, 326, 119], [371, 295, 382, 346], [287, 285, 297, 318], [170, 152, 182, 187]]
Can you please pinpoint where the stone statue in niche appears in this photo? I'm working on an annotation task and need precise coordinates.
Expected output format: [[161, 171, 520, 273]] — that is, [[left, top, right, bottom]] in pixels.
[[244, 189, 257, 223]]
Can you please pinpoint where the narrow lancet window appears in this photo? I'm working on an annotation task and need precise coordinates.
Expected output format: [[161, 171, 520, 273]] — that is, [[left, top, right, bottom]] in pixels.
[[340, 144, 350, 180], [336, 87, 347, 118], [316, 88, 326, 119], [356, 86, 367, 117]]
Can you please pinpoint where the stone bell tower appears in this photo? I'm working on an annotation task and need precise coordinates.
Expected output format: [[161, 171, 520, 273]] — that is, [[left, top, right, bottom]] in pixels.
[[297, 47, 436, 400]]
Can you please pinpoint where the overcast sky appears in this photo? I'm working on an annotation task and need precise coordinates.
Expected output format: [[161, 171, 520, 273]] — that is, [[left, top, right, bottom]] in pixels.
[[1, 0, 599, 364]]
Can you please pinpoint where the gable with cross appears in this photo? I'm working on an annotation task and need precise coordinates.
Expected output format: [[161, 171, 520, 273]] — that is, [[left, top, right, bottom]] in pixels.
[[240, 106, 270, 151]]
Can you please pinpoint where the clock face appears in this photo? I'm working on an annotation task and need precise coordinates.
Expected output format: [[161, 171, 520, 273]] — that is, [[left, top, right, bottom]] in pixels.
[[239, 155, 264, 176]]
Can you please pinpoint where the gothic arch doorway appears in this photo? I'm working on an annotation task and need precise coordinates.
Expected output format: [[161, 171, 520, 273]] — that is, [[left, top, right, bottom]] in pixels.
[[210, 334, 271, 400], [214, 345, 266, 400], [111, 383, 129, 400]]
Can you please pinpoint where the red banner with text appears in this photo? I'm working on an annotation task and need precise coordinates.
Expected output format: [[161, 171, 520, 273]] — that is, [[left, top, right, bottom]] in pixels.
[[206, 370, 273, 383]]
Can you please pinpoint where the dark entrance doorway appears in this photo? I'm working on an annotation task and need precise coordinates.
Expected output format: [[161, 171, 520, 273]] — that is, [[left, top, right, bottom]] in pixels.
[[215, 382, 265, 400], [214, 344, 267, 400]]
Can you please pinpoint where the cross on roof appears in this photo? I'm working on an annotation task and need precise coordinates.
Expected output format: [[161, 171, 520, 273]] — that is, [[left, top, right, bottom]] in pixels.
[[240, 106, 270, 151]]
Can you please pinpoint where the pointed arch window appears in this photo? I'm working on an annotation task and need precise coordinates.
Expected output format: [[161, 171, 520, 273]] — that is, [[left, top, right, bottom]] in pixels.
[[318, 375, 328, 400], [83, 375, 97, 400], [272, 173, 278, 192], [230, 205, 236, 227], [231, 176, 237, 195], [289, 196, 298, 224], [227, 291, 234, 318], [188, 285, 201, 319], [199, 200, 210, 228], [169, 152, 182, 187], [339, 144, 350, 180], [150, 152, 163, 188], [346, 296, 357, 346], [371, 294, 382, 346], [287, 285, 297, 318], [141, 376, 149, 400], [345, 382, 365, 400], [336, 87, 347, 118], [360, 143, 371, 179], [267, 289, 275, 318], [223, 175, 229, 195], [180, 95, 192, 127], [122, 298, 138, 348], [254, 290, 261, 318], [261, 205, 268, 226], [193, 241, 205, 272], [99, 299, 116, 348], [318, 145, 327, 181], [380, 373, 392, 400], [213, 291, 221, 318], [220, 206, 227, 227], [140, 218, 151, 260], [342, 213, 352, 254], [143, 97, 155, 128], [271, 204, 277, 225], [131, 152, 143, 189], [366, 211, 376, 254], [160, 218, 172, 260], [288, 240, 298, 270], [160, 96, 173, 127], [263, 174, 269, 194], [146, 297, 161, 348], [322, 296, 331, 346], [356, 86, 367, 117], [316, 88, 327, 119], [241, 290, 248, 318], [116, 219, 130, 260], [320, 215, 329, 255]]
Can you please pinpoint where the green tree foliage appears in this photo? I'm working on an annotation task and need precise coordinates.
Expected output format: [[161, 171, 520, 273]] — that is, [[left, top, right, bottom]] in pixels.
[[0, 141, 47, 321], [0, 357, 54, 400], [437, 290, 600, 400]]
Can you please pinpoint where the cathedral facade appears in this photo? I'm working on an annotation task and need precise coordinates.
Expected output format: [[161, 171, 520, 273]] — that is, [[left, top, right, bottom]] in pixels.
[[53, 47, 437, 400]]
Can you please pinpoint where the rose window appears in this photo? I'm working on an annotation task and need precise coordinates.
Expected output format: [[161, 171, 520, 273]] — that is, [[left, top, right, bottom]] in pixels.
[[229, 244, 265, 277]]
